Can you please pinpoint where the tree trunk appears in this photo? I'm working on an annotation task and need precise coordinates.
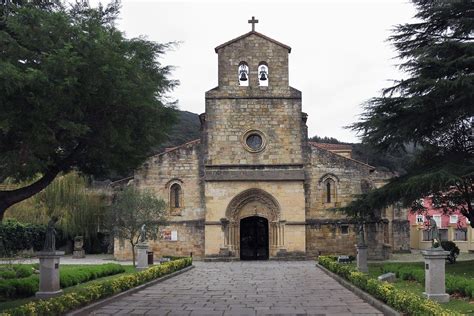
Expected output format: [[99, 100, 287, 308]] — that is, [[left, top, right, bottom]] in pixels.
[[0, 167, 61, 220], [131, 243, 136, 267]]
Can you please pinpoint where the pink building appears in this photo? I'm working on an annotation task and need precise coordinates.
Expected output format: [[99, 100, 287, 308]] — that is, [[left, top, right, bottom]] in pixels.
[[409, 197, 473, 252]]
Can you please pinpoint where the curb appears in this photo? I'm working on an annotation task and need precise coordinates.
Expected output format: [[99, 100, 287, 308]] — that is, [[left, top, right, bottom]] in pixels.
[[67, 265, 195, 316], [316, 263, 400, 316]]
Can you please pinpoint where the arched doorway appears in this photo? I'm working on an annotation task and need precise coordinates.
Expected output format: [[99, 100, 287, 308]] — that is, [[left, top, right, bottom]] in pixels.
[[240, 216, 269, 260]]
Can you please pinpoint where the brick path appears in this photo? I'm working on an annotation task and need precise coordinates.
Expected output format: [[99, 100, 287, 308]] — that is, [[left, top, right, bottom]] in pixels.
[[89, 261, 382, 315]]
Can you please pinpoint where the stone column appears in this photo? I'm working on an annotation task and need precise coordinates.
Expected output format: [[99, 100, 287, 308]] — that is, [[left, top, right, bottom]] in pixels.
[[422, 248, 450, 303], [136, 242, 149, 271], [36, 251, 65, 299], [355, 245, 368, 273]]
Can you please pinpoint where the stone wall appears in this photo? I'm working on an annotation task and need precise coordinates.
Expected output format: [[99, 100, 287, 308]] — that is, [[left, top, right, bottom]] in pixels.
[[113, 140, 206, 260]]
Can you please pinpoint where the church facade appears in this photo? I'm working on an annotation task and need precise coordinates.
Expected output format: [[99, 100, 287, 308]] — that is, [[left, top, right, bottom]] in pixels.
[[114, 23, 410, 261]]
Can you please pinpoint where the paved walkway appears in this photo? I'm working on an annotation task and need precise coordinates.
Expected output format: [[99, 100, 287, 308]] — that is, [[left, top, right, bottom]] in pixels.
[[89, 261, 382, 316]]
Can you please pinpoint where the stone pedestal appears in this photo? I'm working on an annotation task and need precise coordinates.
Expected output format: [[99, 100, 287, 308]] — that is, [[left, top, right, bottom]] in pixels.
[[356, 245, 368, 273], [422, 248, 450, 303], [72, 236, 85, 259], [35, 251, 65, 299], [136, 242, 149, 271]]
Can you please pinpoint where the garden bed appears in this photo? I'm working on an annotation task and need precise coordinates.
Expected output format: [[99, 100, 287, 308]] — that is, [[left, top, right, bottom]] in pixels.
[[1, 258, 192, 316], [318, 256, 457, 315]]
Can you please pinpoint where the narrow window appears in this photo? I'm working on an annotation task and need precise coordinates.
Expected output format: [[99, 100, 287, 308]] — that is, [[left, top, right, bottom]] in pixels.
[[341, 225, 349, 235], [170, 183, 181, 208], [258, 62, 268, 86], [238, 62, 249, 86], [326, 181, 331, 203]]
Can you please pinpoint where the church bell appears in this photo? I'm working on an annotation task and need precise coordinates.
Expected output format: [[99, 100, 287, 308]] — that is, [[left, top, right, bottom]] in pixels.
[[239, 71, 248, 81], [259, 71, 267, 81]]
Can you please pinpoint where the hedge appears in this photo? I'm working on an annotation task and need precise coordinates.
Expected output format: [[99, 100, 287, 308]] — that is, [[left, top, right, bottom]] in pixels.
[[318, 256, 457, 315], [0, 263, 125, 300], [1, 258, 192, 316], [0, 220, 67, 257], [381, 263, 474, 299]]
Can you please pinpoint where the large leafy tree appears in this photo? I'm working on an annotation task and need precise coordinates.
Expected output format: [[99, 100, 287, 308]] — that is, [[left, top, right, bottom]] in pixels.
[[346, 0, 474, 225], [0, 1, 177, 219]]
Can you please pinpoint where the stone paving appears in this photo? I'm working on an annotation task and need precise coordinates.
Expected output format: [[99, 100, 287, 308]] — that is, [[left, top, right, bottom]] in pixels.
[[89, 261, 382, 315]]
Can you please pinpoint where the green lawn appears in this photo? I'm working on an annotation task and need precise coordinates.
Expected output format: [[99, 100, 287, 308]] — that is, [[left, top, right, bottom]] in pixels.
[[0, 264, 136, 312], [368, 260, 474, 314]]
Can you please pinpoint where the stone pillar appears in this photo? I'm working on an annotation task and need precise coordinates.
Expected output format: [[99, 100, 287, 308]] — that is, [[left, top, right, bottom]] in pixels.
[[355, 245, 368, 273], [136, 242, 149, 271], [422, 249, 450, 303], [36, 251, 65, 299]]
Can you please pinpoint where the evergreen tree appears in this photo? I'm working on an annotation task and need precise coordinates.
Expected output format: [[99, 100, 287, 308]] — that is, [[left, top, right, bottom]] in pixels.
[[0, 1, 177, 218], [346, 0, 474, 225]]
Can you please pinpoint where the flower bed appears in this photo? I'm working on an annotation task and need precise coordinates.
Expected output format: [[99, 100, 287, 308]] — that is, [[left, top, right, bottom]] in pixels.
[[318, 256, 456, 315], [0, 264, 125, 300], [2, 258, 192, 316]]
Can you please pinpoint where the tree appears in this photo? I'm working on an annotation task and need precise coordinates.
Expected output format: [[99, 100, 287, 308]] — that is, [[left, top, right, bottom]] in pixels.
[[4, 172, 108, 252], [346, 0, 474, 225], [0, 1, 177, 219], [108, 186, 166, 266]]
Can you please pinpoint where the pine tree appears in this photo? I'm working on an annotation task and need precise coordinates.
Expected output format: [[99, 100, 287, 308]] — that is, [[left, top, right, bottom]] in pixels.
[[346, 0, 474, 225]]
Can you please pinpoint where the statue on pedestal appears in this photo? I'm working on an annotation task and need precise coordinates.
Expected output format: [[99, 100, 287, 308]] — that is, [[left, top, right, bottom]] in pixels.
[[426, 215, 440, 248], [43, 216, 59, 252], [139, 224, 147, 243]]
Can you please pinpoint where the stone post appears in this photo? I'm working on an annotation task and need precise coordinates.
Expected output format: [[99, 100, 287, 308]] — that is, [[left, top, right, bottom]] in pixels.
[[35, 251, 65, 299], [355, 245, 368, 273], [136, 242, 149, 271], [72, 236, 85, 259], [422, 248, 450, 303]]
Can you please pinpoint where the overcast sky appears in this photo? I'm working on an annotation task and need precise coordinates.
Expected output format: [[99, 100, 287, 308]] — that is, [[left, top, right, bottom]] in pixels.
[[107, 0, 416, 143]]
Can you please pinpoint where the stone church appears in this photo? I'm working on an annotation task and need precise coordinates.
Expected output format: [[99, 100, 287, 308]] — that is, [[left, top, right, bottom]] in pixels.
[[114, 19, 409, 261]]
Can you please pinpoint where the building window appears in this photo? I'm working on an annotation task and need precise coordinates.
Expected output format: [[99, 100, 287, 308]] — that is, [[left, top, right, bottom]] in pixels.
[[258, 62, 268, 86], [450, 215, 458, 224], [341, 225, 349, 235], [169, 183, 183, 215], [433, 215, 442, 228], [324, 179, 336, 203], [416, 214, 424, 224], [238, 62, 249, 86], [455, 228, 467, 241], [242, 129, 266, 153]]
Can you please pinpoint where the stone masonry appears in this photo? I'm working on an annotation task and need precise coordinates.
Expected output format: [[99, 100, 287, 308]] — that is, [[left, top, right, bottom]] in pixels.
[[114, 25, 408, 261]]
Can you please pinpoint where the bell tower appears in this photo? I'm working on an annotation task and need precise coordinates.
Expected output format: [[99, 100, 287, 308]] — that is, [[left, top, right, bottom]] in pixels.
[[202, 18, 307, 259]]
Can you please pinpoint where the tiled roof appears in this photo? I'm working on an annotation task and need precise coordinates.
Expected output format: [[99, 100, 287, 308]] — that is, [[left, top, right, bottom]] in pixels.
[[309, 142, 353, 151], [309, 142, 374, 169], [159, 139, 201, 156]]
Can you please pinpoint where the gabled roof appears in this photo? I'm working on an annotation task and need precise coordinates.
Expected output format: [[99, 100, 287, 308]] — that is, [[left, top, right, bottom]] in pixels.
[[215, 31, 291, 53], [309, 142, 375, 170]]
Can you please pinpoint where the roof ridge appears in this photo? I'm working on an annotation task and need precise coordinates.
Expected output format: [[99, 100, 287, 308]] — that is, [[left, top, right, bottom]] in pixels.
[[309, 142, 374, 169], [215, 31, 291, 53], [157, 139, 201, 156]]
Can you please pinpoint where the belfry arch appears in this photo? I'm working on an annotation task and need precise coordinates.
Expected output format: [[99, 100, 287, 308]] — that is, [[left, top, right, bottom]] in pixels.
[[223, 188, 286, 258]]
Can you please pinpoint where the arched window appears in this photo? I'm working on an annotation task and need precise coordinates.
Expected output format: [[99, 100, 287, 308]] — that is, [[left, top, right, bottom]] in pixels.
[[258, 62, 268, 86], [319, 173, 339, 205], [326, 181, 332, 203], [238, 62, 249, 86], [170, 183, 182, 209]]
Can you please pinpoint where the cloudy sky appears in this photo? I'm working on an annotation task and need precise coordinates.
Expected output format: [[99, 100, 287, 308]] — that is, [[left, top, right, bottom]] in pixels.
[[108, 0, 416, 143]]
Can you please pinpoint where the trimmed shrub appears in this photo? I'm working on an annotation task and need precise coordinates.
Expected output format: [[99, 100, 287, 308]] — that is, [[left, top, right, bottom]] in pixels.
[[318, 256, 457, 315], [0, 263, 125, 300], [2, 258, 193, 316]]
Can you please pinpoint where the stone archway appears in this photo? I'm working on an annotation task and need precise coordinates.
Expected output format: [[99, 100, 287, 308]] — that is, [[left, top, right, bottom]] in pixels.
[[223, 189, 285, 258]]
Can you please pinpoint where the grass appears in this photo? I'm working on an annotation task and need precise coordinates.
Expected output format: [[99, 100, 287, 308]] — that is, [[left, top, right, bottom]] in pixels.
[[368, 260, 474, 314], [0, 264, 136, 312]]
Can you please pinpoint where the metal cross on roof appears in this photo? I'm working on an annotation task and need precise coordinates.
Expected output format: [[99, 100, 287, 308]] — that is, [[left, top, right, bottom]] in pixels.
[[248, 16, 259, 31]]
